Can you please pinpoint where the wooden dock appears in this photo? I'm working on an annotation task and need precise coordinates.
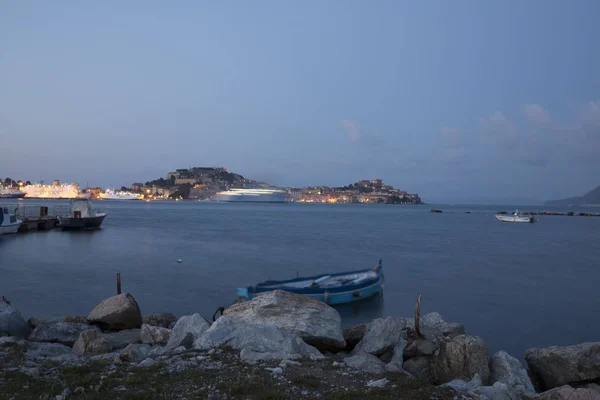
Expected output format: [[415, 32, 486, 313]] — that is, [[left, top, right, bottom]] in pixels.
[[1, 204, 70, 232]]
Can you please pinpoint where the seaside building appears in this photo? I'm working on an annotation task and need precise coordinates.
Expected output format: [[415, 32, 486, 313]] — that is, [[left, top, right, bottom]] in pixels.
[[174, 177, 197, 185], [288, 188, 303, 202], [85, 187, 103, 199]]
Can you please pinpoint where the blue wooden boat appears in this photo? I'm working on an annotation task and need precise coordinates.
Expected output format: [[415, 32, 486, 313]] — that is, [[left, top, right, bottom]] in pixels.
[[236, 259, 384, 305]]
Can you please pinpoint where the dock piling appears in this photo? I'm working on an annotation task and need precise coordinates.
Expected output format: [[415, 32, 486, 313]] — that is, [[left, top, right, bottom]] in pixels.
[[116, 273, 121, 295]]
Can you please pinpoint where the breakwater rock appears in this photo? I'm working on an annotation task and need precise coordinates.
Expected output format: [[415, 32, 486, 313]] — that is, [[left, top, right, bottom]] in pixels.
[[1, 291, 600, 399]]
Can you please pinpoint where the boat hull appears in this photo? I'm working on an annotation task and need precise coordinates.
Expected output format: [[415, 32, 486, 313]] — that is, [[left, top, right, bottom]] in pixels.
[[213, 195, 289, 203], [58, 213, 106, 230], [239, 276, 383, 305], [100, 193, 141, 200], [237, 263, 384, 305], [213, 188, 291, 203], [495, 215, 534, 223], [0, 221, 22, 235], [0, 193, 26, 199]]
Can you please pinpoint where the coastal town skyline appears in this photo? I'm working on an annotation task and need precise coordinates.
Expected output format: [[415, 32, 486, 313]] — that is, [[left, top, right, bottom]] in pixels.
[[1, 167, 423, 204], [1, 2, 599, 204]]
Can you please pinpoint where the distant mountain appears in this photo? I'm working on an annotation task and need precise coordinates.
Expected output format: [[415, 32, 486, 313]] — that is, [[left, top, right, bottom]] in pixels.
[[545, 185, 600, 206]]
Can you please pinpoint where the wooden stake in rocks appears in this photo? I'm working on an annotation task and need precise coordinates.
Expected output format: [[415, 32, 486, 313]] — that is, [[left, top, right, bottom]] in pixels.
[[415, 293, 422, 339], [117, 273, 121, 295]]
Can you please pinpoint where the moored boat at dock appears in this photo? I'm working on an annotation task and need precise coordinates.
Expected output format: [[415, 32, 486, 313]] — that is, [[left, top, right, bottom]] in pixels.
[[57, 198, 107, 230], [236, 259, 384, 305], [0, 206, 22, 235]]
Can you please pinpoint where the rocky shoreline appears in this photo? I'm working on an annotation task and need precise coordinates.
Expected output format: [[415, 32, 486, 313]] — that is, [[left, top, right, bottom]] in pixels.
[[1, 291, 599, 399]]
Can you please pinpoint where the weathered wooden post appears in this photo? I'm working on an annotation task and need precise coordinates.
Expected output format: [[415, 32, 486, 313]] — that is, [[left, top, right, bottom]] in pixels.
[[116, 273, 121, 295], [414, 293, 422, 338]]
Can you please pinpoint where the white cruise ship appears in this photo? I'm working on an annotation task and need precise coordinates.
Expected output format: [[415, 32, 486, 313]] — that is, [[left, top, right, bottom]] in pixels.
[[213, 188, 291, 203], [100, 190, 141, 200], [21, 182, 83, 199]]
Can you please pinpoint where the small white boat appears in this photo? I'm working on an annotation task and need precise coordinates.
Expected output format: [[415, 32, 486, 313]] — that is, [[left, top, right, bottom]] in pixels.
[[58, 198, 107, 230], [495, 210, 535, 223], [0, 206, 22, 234]]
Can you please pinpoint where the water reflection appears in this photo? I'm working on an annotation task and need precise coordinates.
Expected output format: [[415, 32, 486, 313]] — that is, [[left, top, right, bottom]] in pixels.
[[334, 292, 384, 327], [63, 228, 103, 235]]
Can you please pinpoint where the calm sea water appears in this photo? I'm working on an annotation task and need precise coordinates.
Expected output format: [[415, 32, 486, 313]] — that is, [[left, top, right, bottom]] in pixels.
[[1, 200, 599, 359]]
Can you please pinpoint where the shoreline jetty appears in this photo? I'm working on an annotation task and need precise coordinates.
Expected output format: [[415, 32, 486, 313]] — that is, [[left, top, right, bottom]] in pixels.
[[1, 292, 600, 399]]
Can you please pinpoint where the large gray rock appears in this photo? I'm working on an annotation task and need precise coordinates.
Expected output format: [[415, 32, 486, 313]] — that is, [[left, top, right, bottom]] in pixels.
[[404, 356, 433, 383], [87, 293, 142, 331], [474, 382, 521, 400], [0, 303, 31, 338], [404, 337, 439, 359], [0, 336, 18, 346], [343, 324, 366, 351], [442, 373, 484, 393], [72, 330, 113, 357], [103, 329, 141, 350], [140, 324, 170, 345], [120, 343, 151, 362], [445, 375, 520, 400], [28, 322, 100, 346], [195, 316, 322, 363], [525, 342, 600, 391], [386, 337, 407, 371], [582, 384, 600, 395], [62, 316, 88, 324], [27, 316, 61, 329], [344, 353, 386, 374], [223, 290, 345, 351], [90, 352, 121, 363], [420, 312, 465, 337], [353, 317, 408, 356], [432, 334, 490, 385], [166, 313, 211, 350], [142, 313, 177, 329], [25, 342, 80, 362], [534, 385, 600, 400], [490, 350, 535, 396]]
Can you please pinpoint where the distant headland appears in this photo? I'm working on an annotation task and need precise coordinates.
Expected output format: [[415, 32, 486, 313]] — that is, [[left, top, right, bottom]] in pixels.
[[545, 185, 600, 206], [1, 167, 423, 204]]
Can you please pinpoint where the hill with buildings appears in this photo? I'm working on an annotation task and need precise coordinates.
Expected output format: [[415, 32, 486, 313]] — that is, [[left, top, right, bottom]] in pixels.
[[131, 167, 267, 200], [293, 179, 422, 204], [545, 185, 600, 206], [127, 169, 422, 204], [4, 169, 422, 204]]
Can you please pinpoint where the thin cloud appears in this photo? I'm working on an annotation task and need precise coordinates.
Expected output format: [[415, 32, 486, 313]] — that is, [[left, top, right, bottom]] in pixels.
[[580, 100, 600, 128], [439, 126, 468, 164], [523, 104, 552, 126], [440, 126, 463, 148], [479, 111, 518, 149], [340, 120, 362, 143], [568, 100, 600, 162]]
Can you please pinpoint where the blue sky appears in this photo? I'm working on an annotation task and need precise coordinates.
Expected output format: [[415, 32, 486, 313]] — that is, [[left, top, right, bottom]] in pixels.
[[1, 1, 598, 203]]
